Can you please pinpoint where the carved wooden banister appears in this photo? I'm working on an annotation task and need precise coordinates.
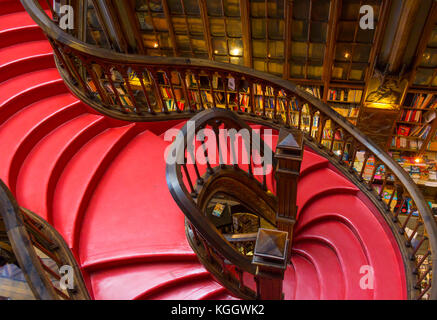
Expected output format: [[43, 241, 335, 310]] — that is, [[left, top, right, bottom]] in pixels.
[[21, 0, 437, 300], [0, 180, 90, 300]]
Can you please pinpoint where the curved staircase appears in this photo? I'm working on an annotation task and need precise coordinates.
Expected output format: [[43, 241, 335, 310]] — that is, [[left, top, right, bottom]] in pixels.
[[0, 0, 411, 300]]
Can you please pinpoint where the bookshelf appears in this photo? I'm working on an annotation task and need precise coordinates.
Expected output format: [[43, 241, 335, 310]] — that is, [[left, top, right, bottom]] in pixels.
[[389, 91, 437, 154], [326, 87, 363, 125]]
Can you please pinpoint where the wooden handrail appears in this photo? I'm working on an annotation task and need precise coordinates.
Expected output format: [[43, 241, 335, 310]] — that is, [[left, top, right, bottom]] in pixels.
[[0, 180, 90, 300], [21, 0, 437, 300]]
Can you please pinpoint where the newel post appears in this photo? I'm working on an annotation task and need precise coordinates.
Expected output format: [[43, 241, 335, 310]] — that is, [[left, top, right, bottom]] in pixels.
[[274, 128, 303, 260], [252, 228, 289, 300]]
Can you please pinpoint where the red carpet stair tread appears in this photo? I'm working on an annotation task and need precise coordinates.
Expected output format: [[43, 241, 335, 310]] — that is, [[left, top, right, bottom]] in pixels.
[[0, 1, 407, 299]]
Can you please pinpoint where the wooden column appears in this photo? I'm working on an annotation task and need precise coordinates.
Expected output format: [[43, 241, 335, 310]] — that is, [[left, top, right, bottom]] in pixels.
[[274, 128, 303, 259], [252, 228, 289, 300]]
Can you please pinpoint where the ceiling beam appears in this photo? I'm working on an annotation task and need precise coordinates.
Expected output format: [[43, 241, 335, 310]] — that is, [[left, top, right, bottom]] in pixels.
[[124, 0, 145, 54], [407, 1, 437, 85], [386, 0, 421, 73], [162, 0, 180, 56], [198, 0, 214, 60], [322, 0, 341, 102], [240, 0, 253, 68], [283, 0, 293, 80]]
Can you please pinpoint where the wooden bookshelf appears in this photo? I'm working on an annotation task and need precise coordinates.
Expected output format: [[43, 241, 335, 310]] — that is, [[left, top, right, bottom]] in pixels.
[[326, 87, 363, 125], [389, 91, 437, 155]]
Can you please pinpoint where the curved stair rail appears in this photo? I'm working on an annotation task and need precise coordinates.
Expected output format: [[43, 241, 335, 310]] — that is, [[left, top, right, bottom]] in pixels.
[[166, 107, 287, 299], [21, 0, 437, 300], [0, 180, 90, 300]]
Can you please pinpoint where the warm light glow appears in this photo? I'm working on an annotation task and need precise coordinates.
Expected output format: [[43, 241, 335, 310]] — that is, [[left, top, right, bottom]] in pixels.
[[415, 158, 422, 164], [214, 50, 219, 54], [153, 42, 159, 48], [367, 102, 398, 110], [344, 52, 351, 59], [230, 48, 241, 56]]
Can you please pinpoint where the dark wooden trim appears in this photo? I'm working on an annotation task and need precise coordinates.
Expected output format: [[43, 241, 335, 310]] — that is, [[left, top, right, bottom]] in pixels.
[[198, 0, 213, 60], [162, 0, 179, 56], [240, 0, 253, 68], [283, 0, 293, 80]]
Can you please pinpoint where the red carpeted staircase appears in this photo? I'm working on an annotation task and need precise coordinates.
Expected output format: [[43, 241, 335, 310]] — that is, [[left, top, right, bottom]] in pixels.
[[0, 0, 407, 300]]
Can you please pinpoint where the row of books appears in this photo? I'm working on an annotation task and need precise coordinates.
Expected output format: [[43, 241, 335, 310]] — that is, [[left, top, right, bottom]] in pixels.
[[392, 136, 424, 150], [300, 86, 322, 99], [411, 124, 431, 139], [404, 93, 437, 109], [327, 88, 362, 103], [333, 106, 359, 118], [97, 82, 135, 107], [400, 109, 422, 122], [322, 128, 343, 141]]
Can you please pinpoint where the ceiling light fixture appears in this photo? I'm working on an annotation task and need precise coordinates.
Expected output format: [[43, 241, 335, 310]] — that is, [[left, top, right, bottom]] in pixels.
[[230, 48, 241, 56]]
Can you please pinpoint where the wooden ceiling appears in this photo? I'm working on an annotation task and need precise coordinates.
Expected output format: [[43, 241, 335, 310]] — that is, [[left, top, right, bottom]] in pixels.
[[82, 0, 436, 91]]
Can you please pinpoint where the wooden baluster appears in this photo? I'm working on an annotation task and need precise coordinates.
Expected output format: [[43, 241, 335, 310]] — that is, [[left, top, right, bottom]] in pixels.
[[386, 180, 397, 211], [136, 69, 156, 114], [229, 131, 239, 170], [208, 72, 217, 109], [418, 284, 431, 300], [261, 84, 267, 118], [308, 106, 315, 138], [164, 69, 180, 113], [45, 0, 57, 19], [285, 98, 291, 128], [236, 77, 242, 113], [213, 123, 225, 168], [393, 196, 406, 221], [248, 134, 253, 177], [401, 208, 415, 233], [359, 151, 370, 181], [38, 257, 61, 280], [179, 70, 193, 112], [201, 238, 212, 261], [379, 171, 388, 199], [28, 233, 62, 265], [273, 88, 279, 123], [236, 268, 245, 289], [317, 115, 327, 146], [329, 125, 337, 154], [297, 101, 303, 131], [194, 72, 205, 110], [80, 57, 111, 105], [339, 135, 349, 164], [249, 79, 255, 115], [200, 126, 214, 174], [348, 143, 359, 173], [407, 220, 422, 247], [414, 251, 431, 274], [182, 163, 196, 196], [148, 69, 168, 113], [367, 161, 379, 190], [53, 286, 70, 300], [410, 235, 427, 260], [222, 73, 230, 110], [120, 67, 141, 113], [415, 267, 431, 289], [187, 143, 203, 185], [22, 213, 55, 246], [102, 66, 123, 108], [51, 44, 89, 95]]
